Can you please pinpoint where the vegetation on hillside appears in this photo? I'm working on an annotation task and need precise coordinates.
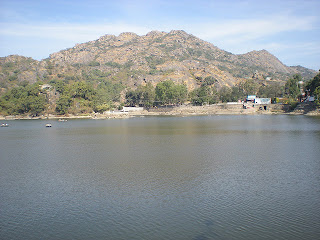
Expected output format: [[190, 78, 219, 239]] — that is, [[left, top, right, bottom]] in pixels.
[[0, 83, 47, 116], [1, 73, 314, 116]]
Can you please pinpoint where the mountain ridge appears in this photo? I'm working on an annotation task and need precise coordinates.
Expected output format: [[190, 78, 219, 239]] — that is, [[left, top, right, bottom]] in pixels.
[[0, 30, 317, 92]]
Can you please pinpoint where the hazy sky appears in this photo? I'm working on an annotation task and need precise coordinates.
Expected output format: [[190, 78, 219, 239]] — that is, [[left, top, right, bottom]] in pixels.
[[0, 0, 319, 70]]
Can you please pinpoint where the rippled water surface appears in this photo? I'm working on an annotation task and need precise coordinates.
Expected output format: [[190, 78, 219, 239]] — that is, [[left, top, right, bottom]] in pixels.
[[1, 115, 320, 240]]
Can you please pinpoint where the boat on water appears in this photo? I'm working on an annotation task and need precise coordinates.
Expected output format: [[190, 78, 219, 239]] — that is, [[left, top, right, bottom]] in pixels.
[[1, 123, 9, 127], [58, 119, 67, 122], [45, 124, 52, 127]]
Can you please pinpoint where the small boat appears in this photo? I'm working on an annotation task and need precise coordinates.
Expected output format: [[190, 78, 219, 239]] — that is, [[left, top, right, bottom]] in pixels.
[[1, 123, 9, 127], [58, 119, 67, 122], [45, 123, 52, 127]]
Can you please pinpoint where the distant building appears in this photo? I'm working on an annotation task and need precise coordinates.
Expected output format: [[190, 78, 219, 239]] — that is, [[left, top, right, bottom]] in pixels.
[[121, 107, 144, 112], [254, 98, 271, 104], [246, 95, 256, 102], [246, 95, 271, 104]]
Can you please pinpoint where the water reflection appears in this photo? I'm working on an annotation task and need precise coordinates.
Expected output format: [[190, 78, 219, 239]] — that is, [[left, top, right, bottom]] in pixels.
[[1, 115, 320, 240]]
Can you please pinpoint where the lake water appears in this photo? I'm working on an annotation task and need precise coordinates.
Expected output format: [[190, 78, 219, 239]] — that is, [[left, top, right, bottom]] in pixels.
[[1, 115, 320, 240]]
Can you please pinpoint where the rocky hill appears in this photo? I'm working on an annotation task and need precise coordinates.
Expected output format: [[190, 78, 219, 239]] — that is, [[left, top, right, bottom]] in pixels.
[[0, 30, 317, 92]]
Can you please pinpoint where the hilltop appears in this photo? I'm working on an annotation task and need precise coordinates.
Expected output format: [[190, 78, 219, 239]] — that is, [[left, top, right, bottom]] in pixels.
[[0, 30, 316, 92]]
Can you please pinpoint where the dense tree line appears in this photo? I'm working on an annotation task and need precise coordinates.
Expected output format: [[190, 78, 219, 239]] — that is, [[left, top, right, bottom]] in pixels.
[[0, 73, 317, 116], [0, 79, 123, 116], [0, 83, 47, 116], [52, 79, 123, 114], [126, 81, 188, 107], [126, 83, 155, 107], [125, 79, 288, 107], [155, 81, 188, 105]]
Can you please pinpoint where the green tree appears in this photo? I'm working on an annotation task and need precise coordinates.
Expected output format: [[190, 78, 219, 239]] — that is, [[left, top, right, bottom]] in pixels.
[[305, 71, 320, 96], [55, 95, 72, 115], [202, 76, 217, 86], [155, 80, 174, 105], [314, 86, 320, 101], [285, 74, 301, 99], [126, 89, 142, 106], [258, 83, 284, 98], [91, 87, 113, 113], [28, 95, 47, 116], [142, 83, 156, 107], [97, 80, 123, 102], [219, 86, 232, 102], [239, 79, 260, 96], [53, 80, 66, 94], [92, 98, 110, 113], [230, 86, 245, 101], [172, 84, 188, 104], [155, 80, 187, 105], [190, 85, 218, 105], [70, 81, 95, 100], [0, 82, 47, 116], [125, 83, 156, 107]]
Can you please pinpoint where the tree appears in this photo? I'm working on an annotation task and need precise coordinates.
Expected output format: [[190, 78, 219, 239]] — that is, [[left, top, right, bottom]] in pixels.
[[155, 80, 174, 105], [126, 83, 156, 107], [141, 83, 156, 107], [91, 87, 112, 113], [172, 83, 188, 104], [55, 95, 72, 115], [97, 80, 123, 102], [258, 83, 284, 98], [202, 76, 217, 86], [305, 71, 320, 96], [285, 74, 301, 99], [230, 86, 245, 101], [240, 79, 260, 96], [126, 89, 142, 106], [155, 80, 187, 105], [314, 86, 320, 101], [71, 81, 95, 100], [190, 85, 218, 105], [53, 80, 66, 94], [28, 95, 47, 116], [0, 82, 47, 116], [219, 86, 232, 102]]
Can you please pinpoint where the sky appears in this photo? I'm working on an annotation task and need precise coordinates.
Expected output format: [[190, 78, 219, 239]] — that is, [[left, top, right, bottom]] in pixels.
[[0, 0, 319, 70]]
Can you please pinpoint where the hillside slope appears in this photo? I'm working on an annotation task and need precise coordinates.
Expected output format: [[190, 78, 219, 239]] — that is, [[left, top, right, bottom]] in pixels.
[[0, 30, 317, 92]]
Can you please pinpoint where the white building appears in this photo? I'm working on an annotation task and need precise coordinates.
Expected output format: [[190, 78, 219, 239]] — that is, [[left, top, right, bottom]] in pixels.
[[254, 98, 271, 104]]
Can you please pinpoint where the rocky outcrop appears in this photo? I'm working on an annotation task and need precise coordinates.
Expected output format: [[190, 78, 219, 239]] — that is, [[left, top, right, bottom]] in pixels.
[[237, 50, 292, 74]]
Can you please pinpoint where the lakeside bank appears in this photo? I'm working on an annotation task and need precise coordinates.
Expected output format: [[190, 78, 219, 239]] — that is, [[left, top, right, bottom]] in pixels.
[[1, 103, 319, 120]]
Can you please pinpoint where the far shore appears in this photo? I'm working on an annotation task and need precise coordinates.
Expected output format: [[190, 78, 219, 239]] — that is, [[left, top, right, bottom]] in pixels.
[[1, 103, 319, 121]]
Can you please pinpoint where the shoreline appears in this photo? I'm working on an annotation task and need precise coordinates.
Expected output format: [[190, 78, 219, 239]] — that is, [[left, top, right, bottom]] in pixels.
[[1, 104, 319, 120]]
